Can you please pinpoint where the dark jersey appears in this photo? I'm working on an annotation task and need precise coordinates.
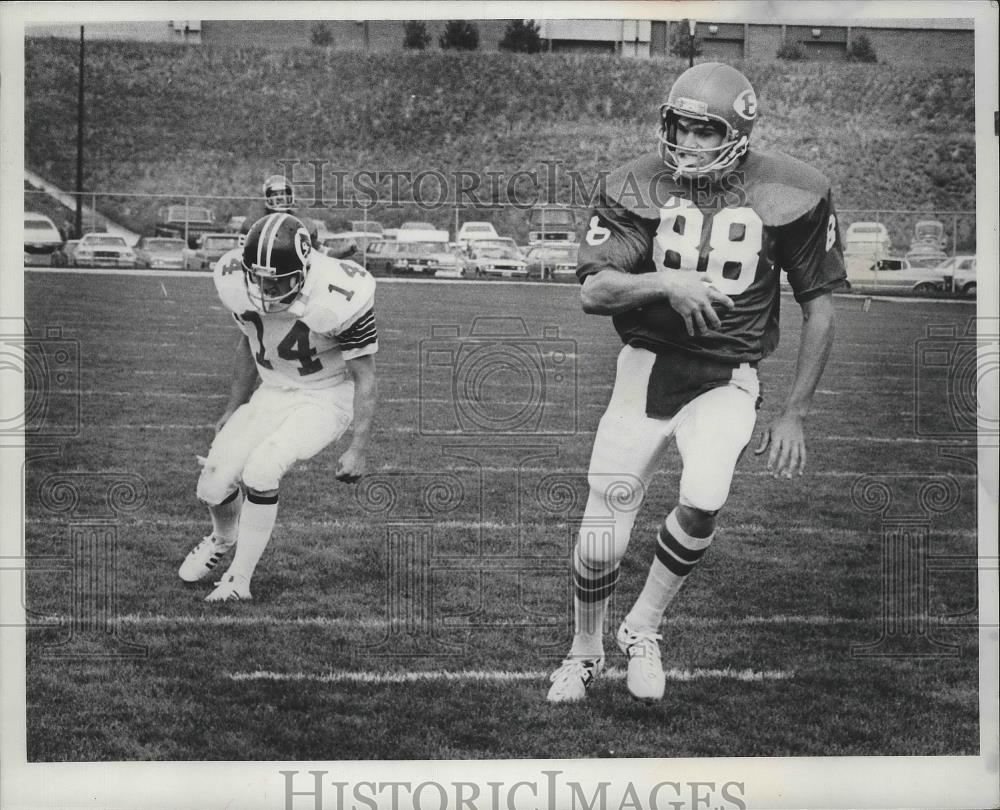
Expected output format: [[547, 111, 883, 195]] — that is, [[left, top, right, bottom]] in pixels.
[[241, 204, 320, 247], [576, 149, 846, 363]]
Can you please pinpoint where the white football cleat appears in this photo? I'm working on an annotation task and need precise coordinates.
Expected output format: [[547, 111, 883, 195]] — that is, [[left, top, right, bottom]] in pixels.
[[205, 572, 252, 603], [178, 535, 234, 583], [546, 656, 604, 703], [617, 621, 666, 701]]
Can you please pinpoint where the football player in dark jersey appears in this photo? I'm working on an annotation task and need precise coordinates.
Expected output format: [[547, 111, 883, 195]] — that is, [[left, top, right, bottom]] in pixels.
[[547, 62, 845, 703], [240, 175, 320, 247]]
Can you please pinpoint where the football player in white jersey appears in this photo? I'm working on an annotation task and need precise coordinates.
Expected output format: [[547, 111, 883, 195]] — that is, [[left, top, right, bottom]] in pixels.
[[179, 212, 379, 601]]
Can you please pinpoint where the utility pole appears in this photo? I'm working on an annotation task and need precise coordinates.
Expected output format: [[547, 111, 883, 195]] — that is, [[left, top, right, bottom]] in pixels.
[[75, 26, 85, 239], [688, 19, 696, 68]]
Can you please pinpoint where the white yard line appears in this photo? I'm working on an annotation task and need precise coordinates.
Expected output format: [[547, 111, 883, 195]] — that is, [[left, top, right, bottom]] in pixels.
[[226, 667, 794, 684], [19, 267, 984, 304]]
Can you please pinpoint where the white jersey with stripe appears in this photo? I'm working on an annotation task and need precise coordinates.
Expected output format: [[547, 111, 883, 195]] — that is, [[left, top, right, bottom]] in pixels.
[[213, 248, 379, 390]]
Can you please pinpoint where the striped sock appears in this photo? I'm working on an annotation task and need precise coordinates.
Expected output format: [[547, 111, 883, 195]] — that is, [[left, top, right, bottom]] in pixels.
[[208, 487, 243, 547], [625, 509, 714, 633], [569, 546, 620, 658], [226, 490, 279, 583]]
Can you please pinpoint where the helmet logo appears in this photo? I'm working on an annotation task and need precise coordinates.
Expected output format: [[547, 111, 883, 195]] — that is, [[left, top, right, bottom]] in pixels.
[[734, 89, 757, 121], [674, 96, 708, 116], [294, 228, 311, 265]]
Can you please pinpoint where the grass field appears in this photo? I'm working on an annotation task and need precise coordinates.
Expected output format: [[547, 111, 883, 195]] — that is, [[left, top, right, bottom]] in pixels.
[[21, 270, 980, 761]]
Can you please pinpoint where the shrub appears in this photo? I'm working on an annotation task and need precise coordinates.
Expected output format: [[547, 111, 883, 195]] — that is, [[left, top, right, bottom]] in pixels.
[[310, 22, 334, 48], [439, 20, 479, 51], [499, 20, 543, 54], [403, 20, 431, 50], [777, 41, 805, 60], [848, 34, 878, 63], [669, 20, 702, 59]]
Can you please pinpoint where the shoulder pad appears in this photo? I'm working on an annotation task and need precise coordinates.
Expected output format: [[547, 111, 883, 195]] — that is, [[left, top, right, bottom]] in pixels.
[[738, 150, 833, 226], [213, 248, 251, 313], [603, 151, 677, 219]]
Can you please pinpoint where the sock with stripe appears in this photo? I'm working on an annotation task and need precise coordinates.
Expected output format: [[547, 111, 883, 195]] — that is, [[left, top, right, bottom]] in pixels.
[[225, 490, 279, 583], [569, 545, 621, 658], [625, 508, 715, 633], [207, 487, 243, 547]]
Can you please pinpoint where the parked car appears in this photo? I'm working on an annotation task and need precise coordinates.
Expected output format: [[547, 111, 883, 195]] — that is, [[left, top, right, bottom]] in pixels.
[[396, 222, 450, 244], [465, 237, 523, 257], [527, 205, 578, 245], [844, 221, 891, 259], [936, 255, 977, 297], [350, 220, 383, 235], [155, 204, 216, 247], [455, 221, 500, 248], [365, 240, 463, 276], [72, 233, 138, 268], [320, 231, 383, 261], [224, 215, 247, 233], [844, 256, 948, 294], [24, 211, 66, 266], [133, 236, 187, 270], [468, 243, 529, 278], [525, 244, 578, 280], [183, 232, 241, 271]]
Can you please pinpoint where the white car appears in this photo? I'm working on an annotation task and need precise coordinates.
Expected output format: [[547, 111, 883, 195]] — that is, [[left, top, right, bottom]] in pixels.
[[24, 212, 66, 266], [455, 221, 500, 247], [844, 221, 891, 260], [468, 244, 528, 278], [845, 256, 948, 295], [936, 255, 976, 297], [72, 233, 138, 269]]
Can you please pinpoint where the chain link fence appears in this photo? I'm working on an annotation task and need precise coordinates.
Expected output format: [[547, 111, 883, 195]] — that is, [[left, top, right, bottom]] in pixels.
[[24, 187, 977, 297]]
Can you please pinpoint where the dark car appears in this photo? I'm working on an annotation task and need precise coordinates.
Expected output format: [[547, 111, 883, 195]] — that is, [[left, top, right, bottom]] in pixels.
[[365, 240, 462, 276], [155, 204, 216, 248], [525, 244, 578, 280], [134, 237, 187, 270], [184, 232, 241, 271]]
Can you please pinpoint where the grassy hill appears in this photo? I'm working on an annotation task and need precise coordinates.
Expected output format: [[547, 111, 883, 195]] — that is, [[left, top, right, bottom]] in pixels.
[[25, 37, 976, 247]]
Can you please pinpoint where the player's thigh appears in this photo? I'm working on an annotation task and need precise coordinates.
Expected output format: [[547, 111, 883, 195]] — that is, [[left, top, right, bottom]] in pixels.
[[241, 389, 353, 491], [674, 384, 758, 512], [588, 345, 673, 485], [197, 396, 275, 503]]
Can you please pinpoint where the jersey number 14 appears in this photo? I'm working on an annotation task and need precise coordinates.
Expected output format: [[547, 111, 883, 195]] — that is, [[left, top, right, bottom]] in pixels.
[[652, 198, 763, 295]]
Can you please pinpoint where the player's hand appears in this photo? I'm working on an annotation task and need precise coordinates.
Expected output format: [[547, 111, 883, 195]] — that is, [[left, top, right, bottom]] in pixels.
[[661, 275, 734, 336], [215, 408, 236, 434], [335, 447, 366, 484], [754, 414, 807, 478]]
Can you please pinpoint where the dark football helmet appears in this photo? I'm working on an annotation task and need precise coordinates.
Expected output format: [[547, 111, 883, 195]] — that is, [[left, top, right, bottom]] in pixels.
[[263, 174, 295, 213], [658, 62, 758, 179], [241, 213, 312, 312]]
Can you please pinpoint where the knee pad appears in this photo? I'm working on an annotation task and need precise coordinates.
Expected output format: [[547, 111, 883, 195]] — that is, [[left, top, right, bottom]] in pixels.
[[196, 461, 239, 506], [241, 444, 290, 494]]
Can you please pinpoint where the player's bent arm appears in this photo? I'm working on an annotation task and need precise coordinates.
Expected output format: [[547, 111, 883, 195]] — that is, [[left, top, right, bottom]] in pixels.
[[345, 354, 377, 451], [581, 270, 735, 335], [754, 292, 836, 476], [215, 335, 259, 433], [782, 292, 836, 418], [336, 354, 377, 482]]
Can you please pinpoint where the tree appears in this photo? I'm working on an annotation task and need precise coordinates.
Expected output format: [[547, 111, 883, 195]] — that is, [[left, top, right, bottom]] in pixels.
[[669, 20, 702, 59], [310, 22, 334, 48], [848, 34, 878, 63], [776, 40, 805, 60], [403, 20, 431, 50], [439, 20, 479, 50], [499, 19, 543, 53]]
